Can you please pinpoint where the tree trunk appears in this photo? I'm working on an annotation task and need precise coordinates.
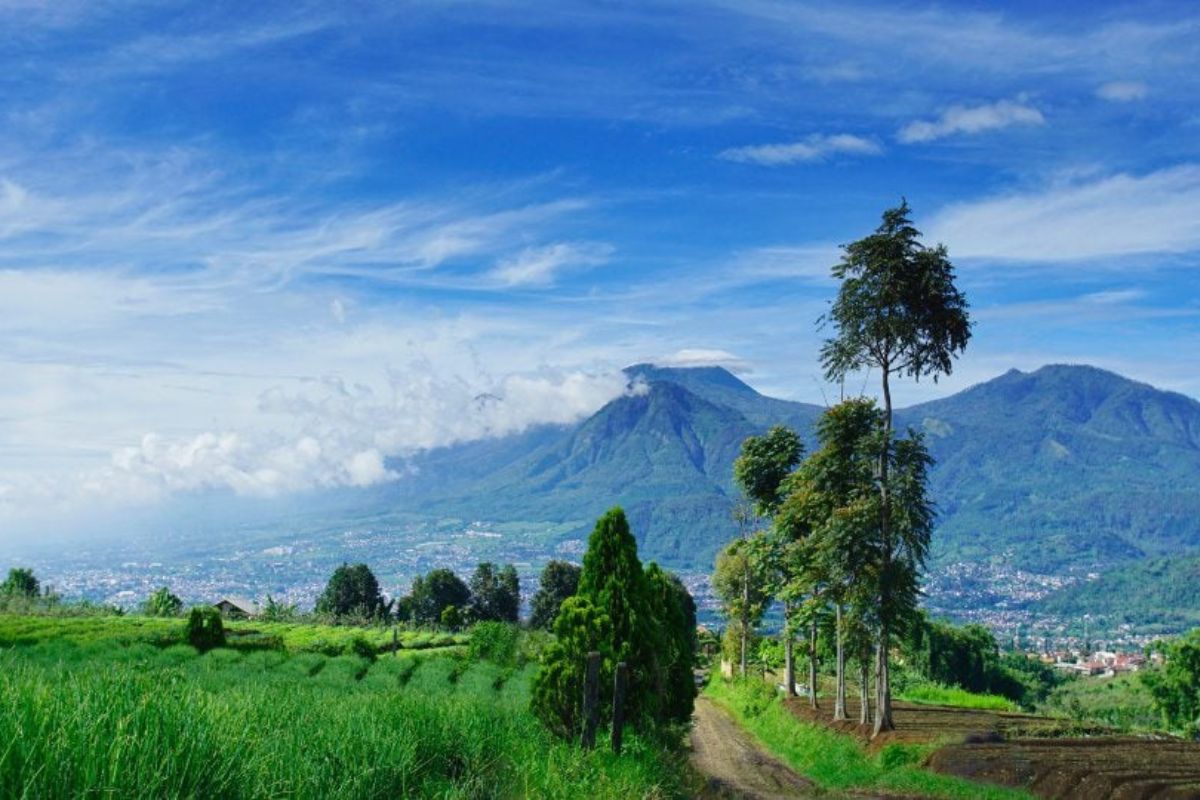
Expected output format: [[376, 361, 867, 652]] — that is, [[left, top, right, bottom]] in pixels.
[[808, 619, 819, 709], [833, 603, 847, 721], [873, 366, 896, 736], [783, 600, 796, 697], [859, 656, 870, 726], [740, 556, 750, 678]]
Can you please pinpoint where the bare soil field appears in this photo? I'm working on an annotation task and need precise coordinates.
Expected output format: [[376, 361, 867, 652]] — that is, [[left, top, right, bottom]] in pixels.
[[781, 695, 1089, 749], [928, 738, 1200, 800], [783, 695, 1200, 799]]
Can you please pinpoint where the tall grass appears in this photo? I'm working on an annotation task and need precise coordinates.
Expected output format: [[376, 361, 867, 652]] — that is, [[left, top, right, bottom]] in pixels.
[[704, 678, 1031, 800], [896, 680, 1018, 711], [0, 635, 687, 799]]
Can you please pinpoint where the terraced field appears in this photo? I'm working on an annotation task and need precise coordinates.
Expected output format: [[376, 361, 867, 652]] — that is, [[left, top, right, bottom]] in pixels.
[[928, 738, 1200, 800], [783, 696, 1200, 799]]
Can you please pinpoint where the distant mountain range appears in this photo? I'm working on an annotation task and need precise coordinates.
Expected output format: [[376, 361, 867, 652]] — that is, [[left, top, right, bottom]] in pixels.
[[384, 363, 1200, 605]]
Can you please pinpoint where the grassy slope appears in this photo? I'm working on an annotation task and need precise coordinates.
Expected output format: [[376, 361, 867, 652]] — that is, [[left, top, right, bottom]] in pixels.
[[704, 679, 1032, 800], [0, 618, 688, 799], [896, 681, 1018, 711], [1038, 671, 1162, 732]]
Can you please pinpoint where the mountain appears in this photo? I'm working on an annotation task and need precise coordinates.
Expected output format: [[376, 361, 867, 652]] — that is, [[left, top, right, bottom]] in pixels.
[[388, 363, 1200, 584]]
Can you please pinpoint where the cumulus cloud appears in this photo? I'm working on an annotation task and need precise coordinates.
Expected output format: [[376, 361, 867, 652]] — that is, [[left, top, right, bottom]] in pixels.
[[719, 134, 881, 166], [1096, 80, 1149, 102], [926, 165, 1200, 261], [898, 98, 1045, 143], [490, 241, 613, 287]]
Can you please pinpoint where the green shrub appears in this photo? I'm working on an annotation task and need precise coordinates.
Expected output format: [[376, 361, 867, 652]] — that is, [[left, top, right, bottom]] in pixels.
[[469, 621, 519, 666], [184, 607, 226, 652]]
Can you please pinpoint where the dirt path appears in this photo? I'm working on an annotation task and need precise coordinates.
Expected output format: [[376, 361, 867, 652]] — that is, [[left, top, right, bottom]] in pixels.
[[690, 696, 818, 799]]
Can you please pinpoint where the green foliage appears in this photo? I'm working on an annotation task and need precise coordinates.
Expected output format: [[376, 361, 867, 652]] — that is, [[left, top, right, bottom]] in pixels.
[[819, 200, 971, 388], [314, 563, 390, 621], [0, 630, 689, 798], [733, 425, 803, 516], [531, 596, 614, 739], [529, 560, 581, 630], [1, 568, 39, 599], [469, 621, 520, 666], [712, 536, 770, 671], [440, 604, 463, 631], [576, 507, 662, 726], [467, 562, 520, 623], [645, 563, 698, 725], [894, 678, 1017, 711], [408, 568, 471, 626], [185, 607, 226, 652], [1142, 629, 1200, 737], [260, 595, 299, 622], [1040, 672, 1160, 732], [141, 586, 183, 617]]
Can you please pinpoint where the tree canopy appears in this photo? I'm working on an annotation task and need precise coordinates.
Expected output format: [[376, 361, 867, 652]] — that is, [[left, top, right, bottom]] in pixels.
[[314, 563, 390, 620], [468, 562, 520, 623], [408, 568, 471, 626], [529, 560, 581, 630], [1, 567, 40, 598], [142, 586, 183, 617]]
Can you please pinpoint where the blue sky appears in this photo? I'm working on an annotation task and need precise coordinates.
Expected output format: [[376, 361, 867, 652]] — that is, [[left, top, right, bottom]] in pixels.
[[1, 1, 1198, 521]]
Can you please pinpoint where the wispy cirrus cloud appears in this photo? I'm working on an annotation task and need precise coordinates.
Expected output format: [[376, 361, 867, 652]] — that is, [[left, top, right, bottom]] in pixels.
[[490, 241, 614, 287], [719, 134, 880, 165], [898, 98, 1045, 143], [926, 165, 1200, 261]]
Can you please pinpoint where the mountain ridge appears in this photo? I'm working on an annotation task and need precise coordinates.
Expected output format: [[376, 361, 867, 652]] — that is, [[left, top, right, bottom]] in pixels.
[[390, 362, 1200, 582]]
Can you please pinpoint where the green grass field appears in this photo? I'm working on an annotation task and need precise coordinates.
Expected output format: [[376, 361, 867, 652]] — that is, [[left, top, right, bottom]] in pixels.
[[704, 678, 1032, 800], [0, 613, 469, 655], [1038, 671, 1161, 732], [0, 616, 688, 799]]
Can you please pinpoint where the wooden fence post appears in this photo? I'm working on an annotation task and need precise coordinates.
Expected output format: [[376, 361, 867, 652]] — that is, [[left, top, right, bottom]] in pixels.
[[392, 627, 399, 656], [582, 651, 600, 750], [611, 662, 628, 755]]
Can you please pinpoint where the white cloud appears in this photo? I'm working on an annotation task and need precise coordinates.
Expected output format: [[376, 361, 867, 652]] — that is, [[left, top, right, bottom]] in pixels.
[[926, 165, 1200, 261], [657, 348, 748, 371], [490, 241, 613, 287], [1096, 80, 1149, 102], [719, 134, 880, 166], [898, 98, 1044, 143]]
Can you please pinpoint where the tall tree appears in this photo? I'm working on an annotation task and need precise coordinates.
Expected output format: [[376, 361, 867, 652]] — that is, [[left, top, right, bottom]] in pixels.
[[645, 563, 698, 725], [805, 399, 882, 722], [408, 568, 471, 626], [529, 560, 581, 630], [1, 567, 39, 598], [468, 562, 520, 623], [576, 507, 661, 725], [315, 563, 391, 620], [712, 535, 769, 677], [734, 427, 803, 693], [820, 200, 970, 735]]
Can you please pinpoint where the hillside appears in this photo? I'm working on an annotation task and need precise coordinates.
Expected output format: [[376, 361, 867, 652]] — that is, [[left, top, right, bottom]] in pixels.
[[388, 363, 1200, 590], [1035, 556, 1200, 631]]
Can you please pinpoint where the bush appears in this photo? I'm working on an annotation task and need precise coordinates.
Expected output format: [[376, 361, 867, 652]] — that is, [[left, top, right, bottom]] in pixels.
[[185, 607, 226, 652], [349, 636, 377, 663], [469, 621, 519, 666]]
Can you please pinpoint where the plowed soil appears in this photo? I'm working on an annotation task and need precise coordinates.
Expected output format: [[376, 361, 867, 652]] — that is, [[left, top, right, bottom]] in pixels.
[[783, 694, 1200, 800]]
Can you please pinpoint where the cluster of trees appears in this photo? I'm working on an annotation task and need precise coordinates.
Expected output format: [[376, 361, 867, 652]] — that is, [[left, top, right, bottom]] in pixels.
[[532, 507, 697, 741], [714, 201, 971, 735], [902, 614, 1064, 707], [312, 561, 521, 629]]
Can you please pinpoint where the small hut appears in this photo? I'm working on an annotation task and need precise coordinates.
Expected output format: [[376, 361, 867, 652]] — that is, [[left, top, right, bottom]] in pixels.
[[214, 596, 260, 619]]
